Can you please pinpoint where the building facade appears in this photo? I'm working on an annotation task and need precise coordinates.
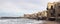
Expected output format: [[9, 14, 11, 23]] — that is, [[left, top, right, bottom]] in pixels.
[[40, 11, 47, 17], [55, 2, 60, 21], [24, 13, 38, 19], [47, 2, 55, 20], [47, 2, 60, 21]]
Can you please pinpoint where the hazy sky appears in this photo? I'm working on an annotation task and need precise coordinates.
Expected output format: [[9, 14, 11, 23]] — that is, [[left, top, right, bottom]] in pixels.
[[0, 0, 59, 17]]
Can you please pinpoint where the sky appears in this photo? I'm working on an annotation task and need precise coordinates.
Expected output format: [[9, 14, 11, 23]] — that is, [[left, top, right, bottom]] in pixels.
[[0, 0, 59, 17]]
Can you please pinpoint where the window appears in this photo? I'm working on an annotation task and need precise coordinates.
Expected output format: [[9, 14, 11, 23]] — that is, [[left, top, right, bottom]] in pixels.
[[51, 6, 53, 9], [58, 14, 60, 16], [51, 13, 55, 17], [47, 8, 48, 10], [51, 13, 53, 15], [53, 9, 55, 14], [58, 6, 60, 8]]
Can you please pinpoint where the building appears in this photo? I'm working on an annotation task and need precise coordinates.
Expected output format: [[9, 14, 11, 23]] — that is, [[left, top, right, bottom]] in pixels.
[[54, 2, 60, 21], [34, 11, 47, 19], [37, 12, 41, 17], [47, 2, 60, 21], [24, 14, 31, 18], [40, 11, 47, 17], [30, 13, 38, 19], [24, 13, 38, 19], [47, 2, 56, 21], [36, 11, 47, 17]]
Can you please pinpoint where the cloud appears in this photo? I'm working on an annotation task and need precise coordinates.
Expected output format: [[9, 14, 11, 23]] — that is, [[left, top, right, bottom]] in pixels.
[[0, 1, 25, 17], [0, 0, 58, 17], [48, 0, 59, 2]]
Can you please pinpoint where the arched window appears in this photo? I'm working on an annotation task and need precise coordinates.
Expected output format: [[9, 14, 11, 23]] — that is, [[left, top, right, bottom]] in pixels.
[[51, 6, 53, 9]]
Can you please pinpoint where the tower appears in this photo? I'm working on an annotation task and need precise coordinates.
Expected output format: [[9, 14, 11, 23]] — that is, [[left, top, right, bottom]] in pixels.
[[47, 2, 56, 21]]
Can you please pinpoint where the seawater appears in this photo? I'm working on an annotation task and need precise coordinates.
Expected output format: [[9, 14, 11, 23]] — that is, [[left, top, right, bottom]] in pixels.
[[0, 18, 45, 24]]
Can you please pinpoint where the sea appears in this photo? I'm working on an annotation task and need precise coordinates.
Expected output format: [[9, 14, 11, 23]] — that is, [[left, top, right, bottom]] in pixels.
[[0, 18, 46, 24]]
